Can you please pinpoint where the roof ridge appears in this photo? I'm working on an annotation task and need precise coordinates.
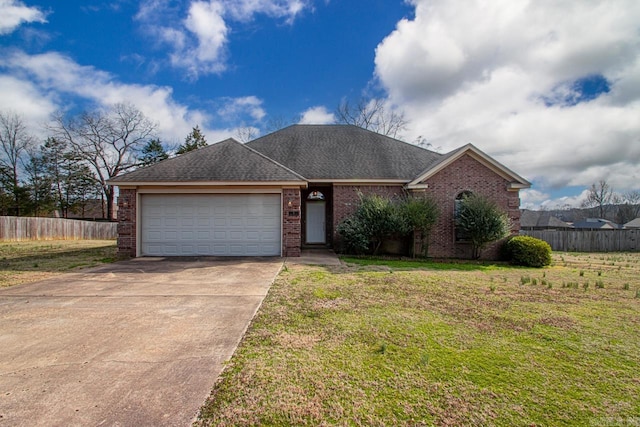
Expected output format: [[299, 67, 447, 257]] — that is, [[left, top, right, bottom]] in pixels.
[[251, 124, 442, 155]]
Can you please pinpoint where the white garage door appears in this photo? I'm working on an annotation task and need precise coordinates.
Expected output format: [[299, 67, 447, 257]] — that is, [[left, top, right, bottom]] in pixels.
[[140, 194, 281, 256]]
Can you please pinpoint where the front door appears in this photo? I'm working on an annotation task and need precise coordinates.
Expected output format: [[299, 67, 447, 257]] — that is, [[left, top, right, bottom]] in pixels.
[[306, 201, 326, 244]]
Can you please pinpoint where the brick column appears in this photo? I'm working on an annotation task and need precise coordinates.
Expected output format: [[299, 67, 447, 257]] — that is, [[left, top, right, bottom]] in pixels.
[[117, 189, 137, 258], [282, 188, 301, 257]]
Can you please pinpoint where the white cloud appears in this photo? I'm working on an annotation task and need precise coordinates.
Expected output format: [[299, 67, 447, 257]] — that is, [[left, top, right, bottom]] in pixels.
[[299, 106, 335, 124], [541, 190, 591, 211], [0, 50, 261, 144], [223, 0, 309, 23], [217, 96, 266, 122], [374, 0, 640, 195], [0, 0, 46, 35], [0, 75, 57, 133], [135, 0, 311, 78], [180, 1, 228, 75]]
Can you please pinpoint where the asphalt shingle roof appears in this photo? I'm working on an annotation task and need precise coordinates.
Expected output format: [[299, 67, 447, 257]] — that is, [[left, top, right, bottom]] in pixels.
[[520, 210, 572, 228], [110, 138, 304, 183], [245, 124, 442, 180]]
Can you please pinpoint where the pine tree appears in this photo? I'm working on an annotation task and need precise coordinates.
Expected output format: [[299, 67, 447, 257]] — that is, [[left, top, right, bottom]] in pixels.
[[176, 126, 207, 154], [139, 139, 168, 166]]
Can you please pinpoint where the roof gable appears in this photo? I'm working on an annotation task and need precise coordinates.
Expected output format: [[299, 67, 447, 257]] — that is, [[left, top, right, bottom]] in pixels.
[[109, 138, 306, 185], [624, 218, 640, 228], [246, 124, 442, 181], [407, 143, 531, 189]]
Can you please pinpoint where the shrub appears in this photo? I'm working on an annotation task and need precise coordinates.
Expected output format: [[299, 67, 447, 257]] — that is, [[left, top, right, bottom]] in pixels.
[[399, 195, 439, 257], [337, 194, 405, 255], [455, 193, 511, 259], [505, 236, 552, 268], [336, 216, 369, 255], [337, 193, 440, 256]]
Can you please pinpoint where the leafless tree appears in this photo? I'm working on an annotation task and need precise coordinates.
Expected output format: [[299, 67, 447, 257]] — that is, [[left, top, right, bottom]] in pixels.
[[234, 125, 258, 143], [620, 190, 640, 221], [335, 97, 408, 138], [413, 135, 441, 152], [264, 115, 296, 134], [581, 180, 615, 219], [48, 103, 157, 220], [624, 190, 640, 215], [0, 111, 34, 215]]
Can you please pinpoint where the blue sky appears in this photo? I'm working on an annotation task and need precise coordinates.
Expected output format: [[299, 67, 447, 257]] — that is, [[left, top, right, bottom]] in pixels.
[[1, 0, 639, 209]]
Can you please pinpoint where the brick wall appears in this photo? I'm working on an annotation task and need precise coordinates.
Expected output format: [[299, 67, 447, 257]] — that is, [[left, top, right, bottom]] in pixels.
[[116, 189, 137, 257], [282, 188, 302, 257], [419, 154, 521, 259]]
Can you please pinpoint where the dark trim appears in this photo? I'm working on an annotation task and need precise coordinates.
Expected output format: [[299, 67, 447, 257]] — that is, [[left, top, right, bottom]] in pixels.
[[302, 185, 333, 247]]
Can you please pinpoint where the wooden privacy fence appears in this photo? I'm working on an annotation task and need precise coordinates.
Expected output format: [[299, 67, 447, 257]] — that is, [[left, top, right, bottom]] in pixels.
[[521, 229, 639, 252], [0, 216, 117, 241]]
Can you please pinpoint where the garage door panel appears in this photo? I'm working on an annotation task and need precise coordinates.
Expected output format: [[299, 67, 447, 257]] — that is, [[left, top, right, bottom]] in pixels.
[[196, 231, 210, 239], [181, 218, 194, 227], [141, 194, 281, 256], [262, 217, 279, 227]]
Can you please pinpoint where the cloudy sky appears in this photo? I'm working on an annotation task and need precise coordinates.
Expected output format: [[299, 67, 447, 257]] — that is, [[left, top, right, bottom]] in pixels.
[[1, 0, 639, 209]]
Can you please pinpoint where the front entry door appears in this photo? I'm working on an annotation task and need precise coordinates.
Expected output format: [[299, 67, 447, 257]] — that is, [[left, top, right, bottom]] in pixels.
[[306, 201, 326, 244]]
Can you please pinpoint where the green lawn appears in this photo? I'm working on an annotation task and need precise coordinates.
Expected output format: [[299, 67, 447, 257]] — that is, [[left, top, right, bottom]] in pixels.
[[197, 252, 640, 426], [0, 240, 117, 287]]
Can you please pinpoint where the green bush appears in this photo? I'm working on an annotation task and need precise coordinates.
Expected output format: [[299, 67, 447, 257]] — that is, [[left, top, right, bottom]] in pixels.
[[336, 217, 369, 255], [506, 236, 552, 267], [399, 195, 439, 257], [337, 194, 405, 255], [337, 193, 439, 256], [455, 193, 511, 259]]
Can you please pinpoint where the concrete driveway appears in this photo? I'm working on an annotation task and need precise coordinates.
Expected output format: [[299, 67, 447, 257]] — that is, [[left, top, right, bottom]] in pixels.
[[0, 257, 283, 426]]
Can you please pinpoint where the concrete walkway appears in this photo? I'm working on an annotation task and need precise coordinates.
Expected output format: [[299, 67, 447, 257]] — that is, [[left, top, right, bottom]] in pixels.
[[0, 257, 283, 427], [286, 249, 342, 266]]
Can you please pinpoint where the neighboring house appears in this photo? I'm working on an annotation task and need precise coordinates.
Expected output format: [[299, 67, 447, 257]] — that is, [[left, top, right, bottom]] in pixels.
[[623, 218, 640, 229], [109, 125, 530, 258], [572, 218, 620, 229], [520, 209, 573, 230]]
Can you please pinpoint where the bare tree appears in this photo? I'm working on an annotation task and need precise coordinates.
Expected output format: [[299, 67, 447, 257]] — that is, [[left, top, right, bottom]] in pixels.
[[581, 180, 615, 219], [264, 115, 296, 133], [49, 103, 157, 220], [624, 190, 640, 217], [234, 125, 258, 143], [413, 135, 441, 152], [618, 190, 640, 223], [0, 111, 34, 215], [335, 98, 408, 138]]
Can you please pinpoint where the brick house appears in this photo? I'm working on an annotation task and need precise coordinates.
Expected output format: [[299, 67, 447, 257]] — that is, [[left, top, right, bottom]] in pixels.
[[109, 124, 530, 258]]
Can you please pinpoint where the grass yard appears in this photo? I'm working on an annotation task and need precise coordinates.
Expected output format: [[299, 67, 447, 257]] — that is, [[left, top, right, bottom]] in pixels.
[[0, 240, 117, 288], [197, 252, 640, 426]]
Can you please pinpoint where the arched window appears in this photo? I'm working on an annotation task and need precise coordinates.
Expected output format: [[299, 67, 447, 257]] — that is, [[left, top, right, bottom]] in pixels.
[[307, 190, 325, 201], [454, 191, 472, 241]]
